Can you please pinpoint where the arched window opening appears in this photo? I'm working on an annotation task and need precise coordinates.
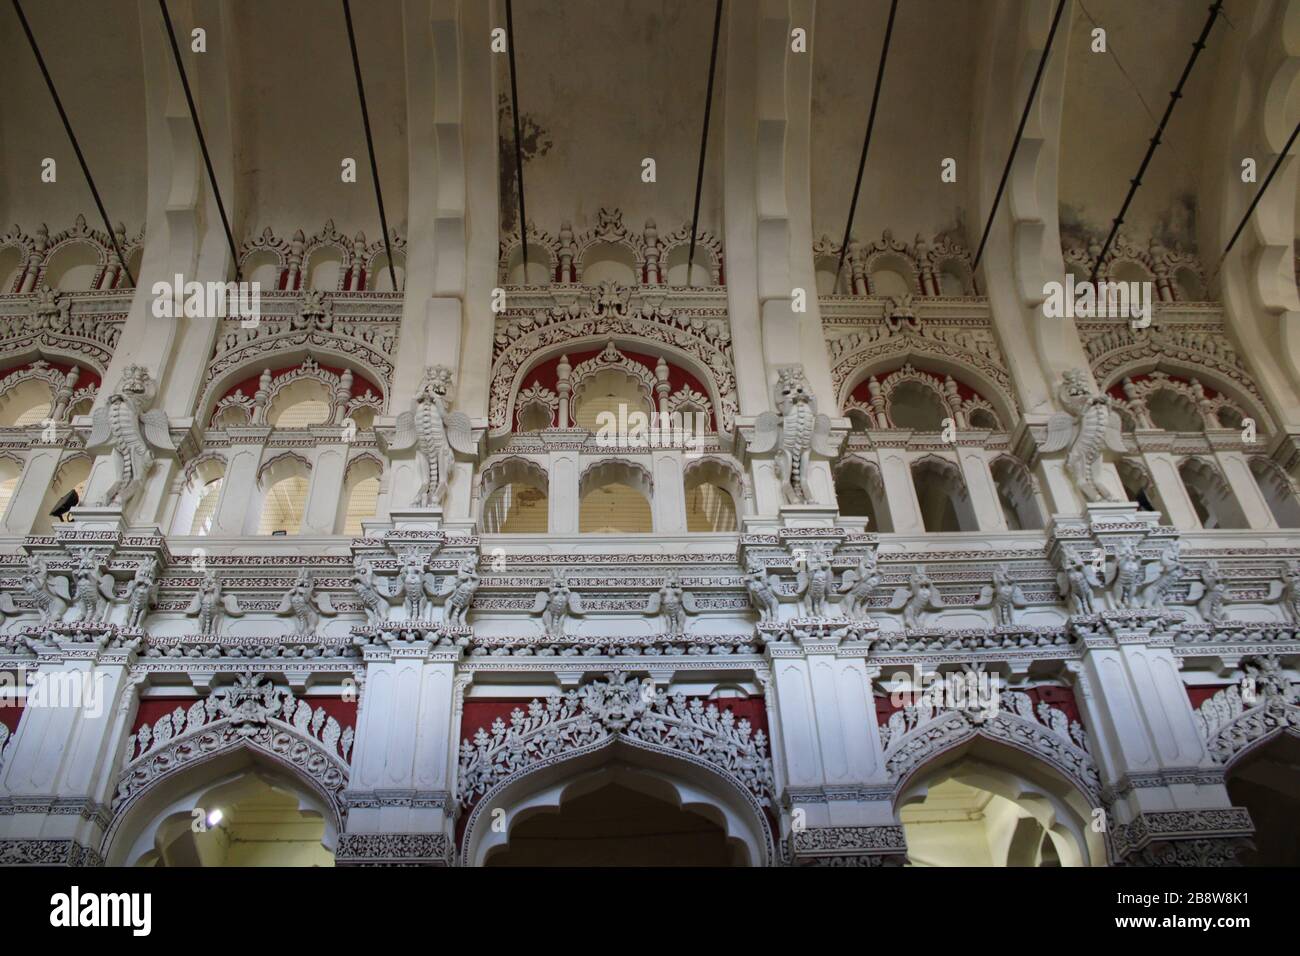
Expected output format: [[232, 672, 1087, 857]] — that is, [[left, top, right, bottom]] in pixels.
[[306, 248, 344, 291], [684, 482, 737, 533], [0, 379, 54, 426], [366, 254, 405, 291], [898, 749, 1099, 867], [1109, 260, 1150, 285], [122, 769, 336, 868], [1250, 459, 1300, 528], [834, 458, 892, 532], [571, 368, 653, 433], [815, 256, 850, 296], [486, 780, 740, 867], [172, 457, 226, 536], [1178, 459, 1247, 530], [44, 243, 100, 291], [267, 380, 331, 429], [990, 458, 1043, 531], [579, 461, 652, 534], [888, 381, 947, 431], [1146, 389, 1203, 432], [869, 255, 914, 298], [190, 478, 223, 535], [257, 456, 311, 536], [244, 251, 282, 291], [665, 246, 713, 287], [517, 400, 554, 433], [506, 243, 553, 285], [579, 242, 638, 286], [1117, 459, 1162, 517], [0, 246, 23, 293], [481, 459, 550, 534], [911, 458, 977, 533], [339, 459, 382, 535], [1225, 735, 1300, 866], [483, 482, 549, 533]]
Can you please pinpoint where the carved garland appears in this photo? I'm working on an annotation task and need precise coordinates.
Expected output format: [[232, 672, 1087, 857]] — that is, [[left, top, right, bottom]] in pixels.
[[881, 689, 1100, 802], [1193, 683, 1300, 766], [0, 288, 124, 372], [457, 674, 775, 812], [112, 674, 353, 823], [491, 299, 738, 435]]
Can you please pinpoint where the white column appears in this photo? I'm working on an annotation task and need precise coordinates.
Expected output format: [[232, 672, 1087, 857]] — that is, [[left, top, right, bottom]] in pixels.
[[650, 450, 685, 534], [957, 448, 1008, 532], [549, 451, 580, 534], [212, 436, 269, 536], [302, 438, 349, 535], [1142, 451, 1202, 529], [879, 450, 924, 534], [1214, 449, 1277, 529]]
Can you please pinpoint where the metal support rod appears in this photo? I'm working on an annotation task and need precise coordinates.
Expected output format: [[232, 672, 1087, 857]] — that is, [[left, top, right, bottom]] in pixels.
[[971, 0, 1068, 271], [1219, 119, 1300, 261], [342, 0, 397, 291], [12, 0, 136, 287], [834, 0, 900, 288], [158, 0, 241, 281], [686, 0, 724, 288], [505, 0, 530, 279], [1090, 1, 1223, 283]]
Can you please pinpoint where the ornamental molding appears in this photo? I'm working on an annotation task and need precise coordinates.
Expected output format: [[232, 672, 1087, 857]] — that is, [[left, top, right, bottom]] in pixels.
[[334, 832, 451, 867], [497, 207, 723, 285], [0, 286, 126, 372], [881, 686, 1099, 802], [207, 348, 390, 431], [457, 674, 774, 814], [0, 839, 103, 867], [112, 673, 353, 825], [1110, 807, 1254, 867], [1061, 229, 1206, 299], [1077, 315, 1271, 431], [0, 217, 144, 295], [490, 287, 737, 436], [814, 229, 976, 297], [826, 321, 1017, 423], [238, 220, 407, 292], [1192, 656, 1300, 766], [789, 825, 908, 867]]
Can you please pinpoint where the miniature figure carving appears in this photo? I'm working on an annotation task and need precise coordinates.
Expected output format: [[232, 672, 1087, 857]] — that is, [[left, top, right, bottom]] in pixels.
[[743, 559, 781, 623], [84, 364, 175, 509], [838, 549, 882, 621], [385, 366, 476, 508], [888, 565, 944, 629], [123, 557, 159, 629], [645, 572, 698, 638], [184, 572, 244, 638], [795, 544, 834, 617], [750, 366, 837, 504], [531, 572, 584, 640], [1040, 369, 1125, 503], [274, 569, 337, 637], [976, 564, 1027, 626], [437, 554, 481, 627]]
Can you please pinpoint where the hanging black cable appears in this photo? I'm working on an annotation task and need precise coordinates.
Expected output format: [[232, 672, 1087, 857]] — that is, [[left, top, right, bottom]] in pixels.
[[158, 0, 241, 281], [1219, 119, 1300, 261], [971, 0, 1068, 272], [342, 0, 397, 291], [685, 0, 724, 288], [12, 0, 136, 287], [1090, 1, 1223, 283], [834, 0, 900, 288], [505, 0, 530, 279]]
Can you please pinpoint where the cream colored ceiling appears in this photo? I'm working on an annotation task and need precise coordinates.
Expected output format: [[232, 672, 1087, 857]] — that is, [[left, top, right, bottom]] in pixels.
[[1058, 0, 1223, 254], [495, 0, 725, 240], [0, 0, 148, 231], [229, 0, 408, 241], [810, 0, 978, 248]]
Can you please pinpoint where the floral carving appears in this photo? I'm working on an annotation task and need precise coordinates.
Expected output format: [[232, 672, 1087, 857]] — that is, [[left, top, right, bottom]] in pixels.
[[457, 673, 773, 809]]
